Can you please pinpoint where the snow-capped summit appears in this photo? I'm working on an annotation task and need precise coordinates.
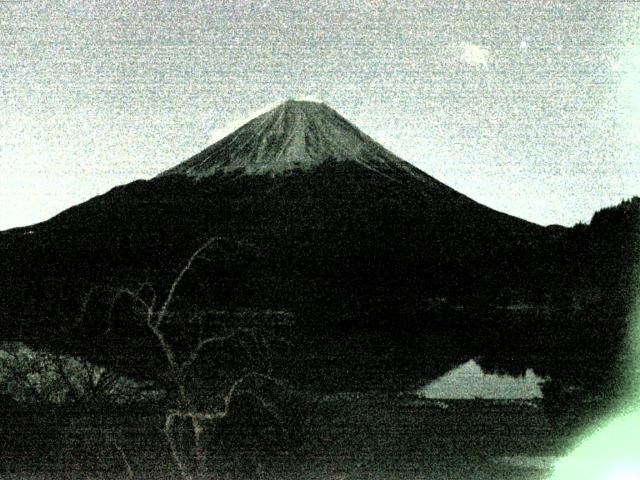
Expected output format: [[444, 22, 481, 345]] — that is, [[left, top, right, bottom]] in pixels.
[[160, 100, 423, 179]]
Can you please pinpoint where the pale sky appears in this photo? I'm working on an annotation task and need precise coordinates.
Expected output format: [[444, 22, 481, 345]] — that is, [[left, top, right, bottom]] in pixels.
[[1, 0, 639, 230]]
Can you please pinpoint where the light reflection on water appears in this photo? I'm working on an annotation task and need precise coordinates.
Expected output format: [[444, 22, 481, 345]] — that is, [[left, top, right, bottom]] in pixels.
[[418, 359, 544, 400]]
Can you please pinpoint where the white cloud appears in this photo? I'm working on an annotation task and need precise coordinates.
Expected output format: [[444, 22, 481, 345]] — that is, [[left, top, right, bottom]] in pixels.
[[460, 43, 490, 68]]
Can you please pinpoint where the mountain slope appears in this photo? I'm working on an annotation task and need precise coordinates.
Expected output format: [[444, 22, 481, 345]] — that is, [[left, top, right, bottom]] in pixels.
[[162, 100, 443, 182], [0, 101, 563, 391]]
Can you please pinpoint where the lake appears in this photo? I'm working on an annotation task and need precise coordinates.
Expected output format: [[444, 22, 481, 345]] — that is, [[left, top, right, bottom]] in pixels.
[[1, 395, 575, 479]]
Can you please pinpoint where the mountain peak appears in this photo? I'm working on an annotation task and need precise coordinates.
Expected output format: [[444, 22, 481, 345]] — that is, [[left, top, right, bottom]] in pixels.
[[281, 97, 325, 108], [159, 100, 418, 179], [270, 98, 330, 117]]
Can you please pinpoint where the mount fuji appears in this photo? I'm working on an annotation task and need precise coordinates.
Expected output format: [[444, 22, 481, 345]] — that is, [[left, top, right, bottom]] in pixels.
[[0, 100, 634, 396]]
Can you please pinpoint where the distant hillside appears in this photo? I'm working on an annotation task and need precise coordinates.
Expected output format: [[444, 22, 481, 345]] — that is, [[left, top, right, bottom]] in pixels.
[[476, 196, 639, 425]]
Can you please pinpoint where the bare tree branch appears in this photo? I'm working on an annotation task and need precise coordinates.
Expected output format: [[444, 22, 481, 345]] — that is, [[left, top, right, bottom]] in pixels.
[[111, 437, 134, 480], [94, 236, 288, 480], [157, 237, 223, 329]]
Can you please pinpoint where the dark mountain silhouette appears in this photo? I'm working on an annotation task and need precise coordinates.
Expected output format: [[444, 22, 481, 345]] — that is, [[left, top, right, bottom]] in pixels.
[[0, 101, 637, 406]]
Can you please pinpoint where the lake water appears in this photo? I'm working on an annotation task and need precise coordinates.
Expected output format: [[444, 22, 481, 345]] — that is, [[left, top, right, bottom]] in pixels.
[[1, 395, 571, 479]]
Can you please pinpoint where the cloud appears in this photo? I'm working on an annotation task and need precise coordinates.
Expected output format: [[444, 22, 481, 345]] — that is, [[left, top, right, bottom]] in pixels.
[[292, 94, 323, 103], [460, 43, 490, 68]]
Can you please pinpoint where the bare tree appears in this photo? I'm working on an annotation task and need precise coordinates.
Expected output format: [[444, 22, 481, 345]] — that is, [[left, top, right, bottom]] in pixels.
[[109, 237, 290, 480], [0, 343, 161, 407], [0, 345, 63, 404]]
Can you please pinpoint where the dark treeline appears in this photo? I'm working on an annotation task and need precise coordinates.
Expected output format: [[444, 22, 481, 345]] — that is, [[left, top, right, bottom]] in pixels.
[[476, 197, 640, 427]]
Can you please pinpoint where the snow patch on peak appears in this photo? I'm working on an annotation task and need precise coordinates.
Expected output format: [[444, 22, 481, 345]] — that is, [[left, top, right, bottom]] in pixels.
[[208, 101, 281, 144], [285, 94, 324, 104], [207, 97, 324, 144], [161, 99, 437, 183]]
